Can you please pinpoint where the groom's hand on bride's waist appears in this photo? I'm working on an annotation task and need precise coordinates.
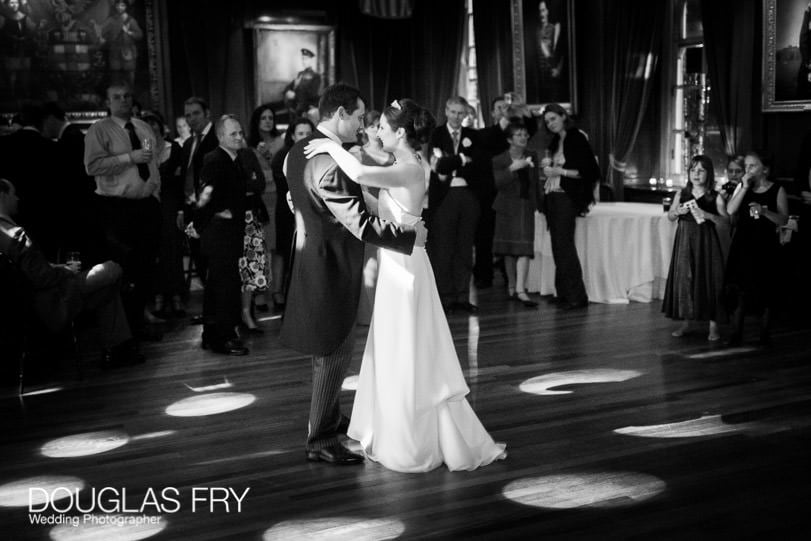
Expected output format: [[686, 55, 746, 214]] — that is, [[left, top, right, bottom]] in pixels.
[[413, 221, 427, 248]]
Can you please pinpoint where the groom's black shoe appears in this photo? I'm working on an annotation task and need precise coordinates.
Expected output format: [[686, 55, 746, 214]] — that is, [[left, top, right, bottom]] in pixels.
[[306, 444, 364, 465], [454, 301, 479, 314]]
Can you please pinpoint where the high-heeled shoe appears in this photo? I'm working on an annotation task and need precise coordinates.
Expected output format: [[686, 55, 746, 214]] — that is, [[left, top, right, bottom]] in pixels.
[[515, 291, 538, 308], [239, 324, 264, 335], [272, 293, 286, 313], [240, 311, 263, 334]]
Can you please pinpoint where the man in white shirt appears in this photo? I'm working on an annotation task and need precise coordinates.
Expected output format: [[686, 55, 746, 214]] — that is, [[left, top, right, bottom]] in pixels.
[[84, 82, 162, 339]]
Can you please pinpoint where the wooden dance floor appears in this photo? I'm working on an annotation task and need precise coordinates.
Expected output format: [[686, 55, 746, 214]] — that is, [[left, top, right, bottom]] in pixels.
[[2, 286, 811, 540]]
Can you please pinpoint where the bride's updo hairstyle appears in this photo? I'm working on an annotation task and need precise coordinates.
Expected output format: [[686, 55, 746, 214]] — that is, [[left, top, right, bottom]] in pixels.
[[383, 98, 436, 150]]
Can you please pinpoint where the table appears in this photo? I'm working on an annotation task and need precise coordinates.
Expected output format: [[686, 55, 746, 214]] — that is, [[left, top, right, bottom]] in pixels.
[[527, 202, 678, 304]]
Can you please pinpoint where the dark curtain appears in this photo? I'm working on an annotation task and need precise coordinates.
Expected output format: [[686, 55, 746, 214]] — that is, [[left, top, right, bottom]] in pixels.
[[335, 0, 466, 118], [605, 0, 664, 198], [472, 0, 513, 126], [164, 0, 464, 124], [166, 0, 252, 122], [702, 0, 757, 156]]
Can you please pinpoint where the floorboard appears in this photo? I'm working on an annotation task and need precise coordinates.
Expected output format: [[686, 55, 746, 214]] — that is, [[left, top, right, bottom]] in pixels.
[[1, 283, 810, 540]]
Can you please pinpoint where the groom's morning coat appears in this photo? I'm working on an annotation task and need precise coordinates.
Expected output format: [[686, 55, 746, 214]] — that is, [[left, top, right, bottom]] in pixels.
[[280, 129, 416, 355]]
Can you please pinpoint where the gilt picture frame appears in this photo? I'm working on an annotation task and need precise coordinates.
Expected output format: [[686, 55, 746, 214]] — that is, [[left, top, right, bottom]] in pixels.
[[510, 0, 576, 112], [251, 22, 335, 125], [762, 0, 811, 112]]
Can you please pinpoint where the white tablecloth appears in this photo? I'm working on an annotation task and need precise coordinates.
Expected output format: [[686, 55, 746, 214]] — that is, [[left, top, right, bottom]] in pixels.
[[527, 202, 678, 303]]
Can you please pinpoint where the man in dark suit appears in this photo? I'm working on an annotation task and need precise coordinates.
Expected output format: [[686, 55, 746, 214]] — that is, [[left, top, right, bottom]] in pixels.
[[426, 96, 484, 313], [0, 102, 61, 261], [179, 96, 218, 286], [0, 178, 140, 367], [280, 83, 424, 465], [187, 115, 252, 356], [42, 102, 102, 264]]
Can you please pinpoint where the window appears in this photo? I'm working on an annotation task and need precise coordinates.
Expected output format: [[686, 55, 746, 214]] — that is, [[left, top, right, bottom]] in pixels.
[[458, 0, 482, 127], [667, 0, 725, 187]]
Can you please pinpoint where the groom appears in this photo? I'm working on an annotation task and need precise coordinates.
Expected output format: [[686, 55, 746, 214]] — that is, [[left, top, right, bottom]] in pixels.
[[280, 83, 426, 465]]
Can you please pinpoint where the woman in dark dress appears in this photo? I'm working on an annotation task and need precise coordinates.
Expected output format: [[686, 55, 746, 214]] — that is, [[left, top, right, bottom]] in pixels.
[[724, 150, 788, 346], [269, 117, 314, 311], [142, 112, 185, 317], [540, 103, 600, 310], [492, 121, 540, 308], [662, 155, 728, 341]]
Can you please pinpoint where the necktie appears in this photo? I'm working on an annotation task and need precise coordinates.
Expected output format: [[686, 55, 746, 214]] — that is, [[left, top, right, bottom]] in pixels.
[[185, 133, 200, 198], [452, 130, 460, 154], [124, 121, 150, 181]]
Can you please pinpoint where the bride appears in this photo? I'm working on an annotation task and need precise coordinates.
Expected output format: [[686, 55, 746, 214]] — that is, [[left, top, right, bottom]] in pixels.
[[305, 99, 506, 472]]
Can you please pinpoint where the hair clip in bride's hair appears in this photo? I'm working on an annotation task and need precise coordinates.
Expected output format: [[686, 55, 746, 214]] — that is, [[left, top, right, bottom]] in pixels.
[[390, 100, 401, 110]]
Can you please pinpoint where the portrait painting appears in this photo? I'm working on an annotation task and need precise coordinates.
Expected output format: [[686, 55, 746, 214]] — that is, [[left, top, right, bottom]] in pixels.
[[510, 0, 576, 111], [763, 0, 811, 111], [0, 0, 162, 120], [252, 23, 335, 125]]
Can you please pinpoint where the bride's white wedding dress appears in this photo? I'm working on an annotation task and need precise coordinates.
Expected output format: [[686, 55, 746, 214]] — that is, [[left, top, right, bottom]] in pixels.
[[348, 189, 506, 473]]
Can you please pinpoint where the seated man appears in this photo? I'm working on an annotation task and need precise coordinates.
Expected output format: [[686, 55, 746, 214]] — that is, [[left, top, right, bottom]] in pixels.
[[0, 178, 141, 367]]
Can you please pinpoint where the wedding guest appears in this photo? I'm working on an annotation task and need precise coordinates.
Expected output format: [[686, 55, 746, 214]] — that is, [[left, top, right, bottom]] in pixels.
[[84, 82, 161, 340], [247, 104, 284, 312], [142, 111, 185, 317], [269, 117, 314, 310], [540, 103, 600, 310], [720, 155, 745, 201], [356, 109, 393, 325], [427, 96, 485, 314], [179, 96, 218, 290], [724, 150, 788, 346], [174, 116, 191, 147], [662, 155, 728, 341], [0, 102, 61, 261], [188, 115, 251, 356], [42, 101, 101, 263], [0, 178, 141, 367], [237, 145, 268, 333], [492, 121, 540, 308]]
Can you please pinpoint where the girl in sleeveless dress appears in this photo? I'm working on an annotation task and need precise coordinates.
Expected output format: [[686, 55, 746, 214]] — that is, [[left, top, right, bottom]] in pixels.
[[662, 155, 729, 341], [304, 99, 506, 473], [724, 151, 788, 346]]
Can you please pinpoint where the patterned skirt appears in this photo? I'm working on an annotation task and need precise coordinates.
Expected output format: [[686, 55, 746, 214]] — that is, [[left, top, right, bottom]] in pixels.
[[239, 210, 268, 292]]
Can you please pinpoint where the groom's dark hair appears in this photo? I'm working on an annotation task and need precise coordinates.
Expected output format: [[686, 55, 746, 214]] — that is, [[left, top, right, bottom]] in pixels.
[[319, 83, 365, 119]]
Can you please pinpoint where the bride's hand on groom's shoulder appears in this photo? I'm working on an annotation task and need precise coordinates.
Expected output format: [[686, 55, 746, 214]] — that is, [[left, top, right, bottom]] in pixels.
[[304, 139, 339, 159]]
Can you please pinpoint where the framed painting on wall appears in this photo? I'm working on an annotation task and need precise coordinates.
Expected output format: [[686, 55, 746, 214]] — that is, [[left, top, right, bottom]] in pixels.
[[510, 0, 576, 112], [252, 23, 335, 125], [0, 0, 165, 125], [762, 0, 811, 112]]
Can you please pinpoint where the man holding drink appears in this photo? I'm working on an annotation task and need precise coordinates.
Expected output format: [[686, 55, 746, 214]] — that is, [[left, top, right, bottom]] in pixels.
[[84, 82, 162, 341]]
